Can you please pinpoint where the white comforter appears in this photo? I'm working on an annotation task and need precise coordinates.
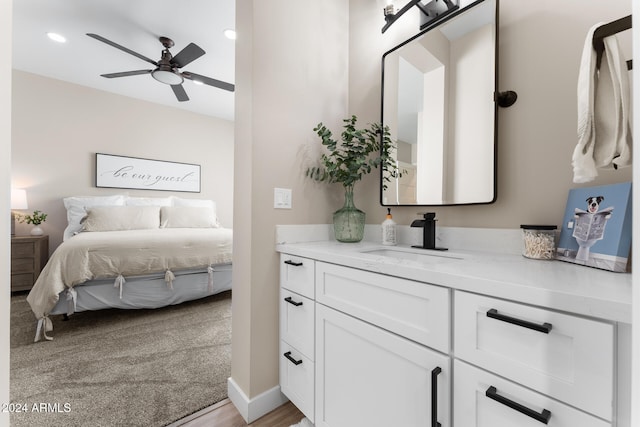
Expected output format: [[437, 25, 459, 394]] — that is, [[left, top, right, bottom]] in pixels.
[[27, 228, 233, 320]]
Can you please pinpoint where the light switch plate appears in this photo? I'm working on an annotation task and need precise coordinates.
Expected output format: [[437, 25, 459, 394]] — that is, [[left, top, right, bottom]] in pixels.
[[274, 188, 292, 209]]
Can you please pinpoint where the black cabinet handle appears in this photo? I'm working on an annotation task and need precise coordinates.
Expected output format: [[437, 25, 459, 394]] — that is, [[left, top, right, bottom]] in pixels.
[[431, 367, 442, 427], [284, 351, 303, 366], [284, 260, 303, 267], [486, 309, 552, 334], [284, 296, 303, 307], [486, 386, 551, 424]]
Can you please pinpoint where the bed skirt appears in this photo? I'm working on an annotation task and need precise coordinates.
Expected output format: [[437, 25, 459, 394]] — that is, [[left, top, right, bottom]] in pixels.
[[49, 263, 232, 316]]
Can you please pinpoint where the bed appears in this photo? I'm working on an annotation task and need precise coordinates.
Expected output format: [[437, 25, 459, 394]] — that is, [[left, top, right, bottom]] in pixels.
[[26, 194, 233, 342]]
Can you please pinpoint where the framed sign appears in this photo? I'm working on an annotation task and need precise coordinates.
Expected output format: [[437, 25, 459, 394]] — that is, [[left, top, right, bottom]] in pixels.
[[96, 153, 201, 193], [555, 182, 632, 272]]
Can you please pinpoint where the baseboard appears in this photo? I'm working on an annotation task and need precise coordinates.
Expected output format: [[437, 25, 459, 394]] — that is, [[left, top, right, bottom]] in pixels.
[[227, 377, 289, 423]]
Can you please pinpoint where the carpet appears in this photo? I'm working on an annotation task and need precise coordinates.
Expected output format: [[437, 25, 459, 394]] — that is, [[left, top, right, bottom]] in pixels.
[[10, 290, 232, 427]]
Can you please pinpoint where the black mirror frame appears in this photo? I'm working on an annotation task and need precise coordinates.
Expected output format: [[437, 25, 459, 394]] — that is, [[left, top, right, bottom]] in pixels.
[[380, 0, 503, 207]]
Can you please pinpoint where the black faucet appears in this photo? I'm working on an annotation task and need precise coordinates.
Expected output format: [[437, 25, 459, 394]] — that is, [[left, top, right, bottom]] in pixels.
[[411, 212, 448, 251]]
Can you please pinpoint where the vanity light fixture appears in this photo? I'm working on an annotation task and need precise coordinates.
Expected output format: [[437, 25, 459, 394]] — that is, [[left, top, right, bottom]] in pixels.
[[46, 32, 67, 43], [382, 0, 458, 34]]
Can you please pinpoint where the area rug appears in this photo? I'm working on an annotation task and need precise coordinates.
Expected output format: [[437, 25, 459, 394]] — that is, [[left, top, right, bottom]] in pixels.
[[10, 290, 232, 427]]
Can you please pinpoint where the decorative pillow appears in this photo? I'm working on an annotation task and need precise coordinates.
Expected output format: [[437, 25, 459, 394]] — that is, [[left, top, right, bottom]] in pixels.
[[170, 197, 220, 226], [160, 206, 218, 228], [82, 206, 160, 232], [63, 195, 126, 240], [125, 196, 173, 207]]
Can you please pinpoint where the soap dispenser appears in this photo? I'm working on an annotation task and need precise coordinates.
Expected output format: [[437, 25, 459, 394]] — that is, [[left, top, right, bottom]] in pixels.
[[382, 208, 397, 246]]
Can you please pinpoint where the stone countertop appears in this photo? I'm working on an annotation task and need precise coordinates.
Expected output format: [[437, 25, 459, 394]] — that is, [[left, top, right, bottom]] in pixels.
[[276, 240, 632, 324]]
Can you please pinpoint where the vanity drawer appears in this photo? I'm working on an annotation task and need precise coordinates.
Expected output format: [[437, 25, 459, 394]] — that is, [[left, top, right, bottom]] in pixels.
[[454, 360, 610, 427], [454, 291, 614, 420], [280, 340, 314, 423], [316, 262, 450, 352], [280, 254, 314, 299], [280, 289, 314, 359]]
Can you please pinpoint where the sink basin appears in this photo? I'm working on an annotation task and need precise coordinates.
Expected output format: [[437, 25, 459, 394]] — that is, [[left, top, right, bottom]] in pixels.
[[360, 247, 463, 263]]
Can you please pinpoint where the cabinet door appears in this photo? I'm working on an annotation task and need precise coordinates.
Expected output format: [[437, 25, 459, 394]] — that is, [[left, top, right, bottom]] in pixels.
[[280, 254, 314, 299], [280, 341, 315, 422], [455, 291, 614, 420], [280, 288, 315, 359], [316, 304, 450, 427], [316, 262, 450, 352], [454, 360, 610, 427]]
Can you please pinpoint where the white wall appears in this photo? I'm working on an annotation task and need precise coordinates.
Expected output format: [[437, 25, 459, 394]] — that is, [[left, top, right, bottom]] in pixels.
[[11, 71, 234, 251], [632, 0, 639, 423], [1, 0, 11, 425]]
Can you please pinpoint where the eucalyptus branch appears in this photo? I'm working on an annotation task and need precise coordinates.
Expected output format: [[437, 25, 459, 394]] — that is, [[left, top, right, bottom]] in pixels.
[[306, 115, 403, 190]]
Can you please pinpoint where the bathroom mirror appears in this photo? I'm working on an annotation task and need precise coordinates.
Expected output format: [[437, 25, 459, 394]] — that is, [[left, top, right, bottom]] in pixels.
[[381, 0, 498, 206]]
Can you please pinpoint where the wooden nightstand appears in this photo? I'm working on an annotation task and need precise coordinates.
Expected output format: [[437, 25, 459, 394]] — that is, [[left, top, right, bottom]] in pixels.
[[11, 235, 49, 292]]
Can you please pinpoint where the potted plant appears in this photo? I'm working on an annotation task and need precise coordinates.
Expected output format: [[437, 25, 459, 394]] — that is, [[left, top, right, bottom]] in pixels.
[[306, 115, 402, 242], [17, 210, 48, 236]]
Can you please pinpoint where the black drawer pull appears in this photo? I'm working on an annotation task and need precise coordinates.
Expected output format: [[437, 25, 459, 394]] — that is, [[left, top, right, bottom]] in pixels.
[[486, 309, 552, 334], [431, 367, 442, 427], [284, 351, 303, 365], [284, 296, 303, 307], [284, 260, 303, 267], [486, 386, 551, 424]]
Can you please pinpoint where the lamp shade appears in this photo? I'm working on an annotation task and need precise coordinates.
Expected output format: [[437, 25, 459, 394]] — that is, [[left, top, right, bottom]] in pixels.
[[11, 188, 28, 210]]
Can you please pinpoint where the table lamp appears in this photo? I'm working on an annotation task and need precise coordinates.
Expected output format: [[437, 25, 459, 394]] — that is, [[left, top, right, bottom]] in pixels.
[[11, 188, 28, 236]]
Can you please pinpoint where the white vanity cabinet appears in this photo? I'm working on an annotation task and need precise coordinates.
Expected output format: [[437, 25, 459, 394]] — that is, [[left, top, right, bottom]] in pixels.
[[279, 255, 316, 422], [454, 292, 614, 423], [277, 241, 629, 427], [279, 254, 452, 427], [454, 291, 615, 426]]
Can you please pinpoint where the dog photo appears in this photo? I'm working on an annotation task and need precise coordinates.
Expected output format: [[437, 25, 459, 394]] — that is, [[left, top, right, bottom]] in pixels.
[[556, 182, 632, 272]]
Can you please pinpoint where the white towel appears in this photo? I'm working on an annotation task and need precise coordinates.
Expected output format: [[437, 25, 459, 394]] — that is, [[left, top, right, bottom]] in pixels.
[[573, 23, 632, 183]]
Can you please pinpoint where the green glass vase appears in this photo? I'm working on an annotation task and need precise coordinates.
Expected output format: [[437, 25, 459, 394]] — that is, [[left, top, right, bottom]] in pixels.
[[333, 186, 365, 243]]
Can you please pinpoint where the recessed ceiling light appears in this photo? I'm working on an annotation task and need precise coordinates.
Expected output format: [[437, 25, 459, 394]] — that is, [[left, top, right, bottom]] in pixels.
[[46, 32, 66, 43], [223, 29, 236, 40]]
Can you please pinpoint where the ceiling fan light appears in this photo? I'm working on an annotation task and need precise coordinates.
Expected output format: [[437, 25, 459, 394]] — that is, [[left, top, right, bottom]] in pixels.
[[47, 32, 66, 43], [151, 69, 184, 85]]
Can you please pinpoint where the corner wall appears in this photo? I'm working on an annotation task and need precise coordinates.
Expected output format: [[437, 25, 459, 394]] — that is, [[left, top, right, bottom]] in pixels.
[[231, 0, 348, 417]]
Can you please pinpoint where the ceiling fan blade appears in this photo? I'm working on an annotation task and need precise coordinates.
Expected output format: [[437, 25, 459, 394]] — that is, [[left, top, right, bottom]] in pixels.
[[171, 84, 189, 102], [183, 72, 235, 92], [170, 43, 206, 68], [101, 70, 152, 78], [87, 33, 158, 66]]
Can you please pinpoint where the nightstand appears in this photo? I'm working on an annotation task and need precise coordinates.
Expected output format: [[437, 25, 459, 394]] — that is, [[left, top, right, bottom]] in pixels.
[[11, 235, 49, 292]]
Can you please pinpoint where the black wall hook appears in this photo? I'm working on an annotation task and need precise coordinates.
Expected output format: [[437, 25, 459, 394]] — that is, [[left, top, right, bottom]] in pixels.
[[496, 91, 517, 108]]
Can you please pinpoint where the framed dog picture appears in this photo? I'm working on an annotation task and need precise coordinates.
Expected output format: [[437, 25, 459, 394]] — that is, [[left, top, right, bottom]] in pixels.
[[556, 182, 632, 272]]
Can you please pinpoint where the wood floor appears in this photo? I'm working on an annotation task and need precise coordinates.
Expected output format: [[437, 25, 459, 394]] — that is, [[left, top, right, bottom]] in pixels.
[[169, 398, 305, 427]]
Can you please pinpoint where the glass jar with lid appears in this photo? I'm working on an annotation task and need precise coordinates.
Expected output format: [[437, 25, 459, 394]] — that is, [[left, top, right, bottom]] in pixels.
[[520, 225, 558, 260]]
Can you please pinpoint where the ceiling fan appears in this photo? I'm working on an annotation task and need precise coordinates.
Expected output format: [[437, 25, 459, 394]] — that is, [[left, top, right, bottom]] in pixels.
[[86, 33, 235, 102]]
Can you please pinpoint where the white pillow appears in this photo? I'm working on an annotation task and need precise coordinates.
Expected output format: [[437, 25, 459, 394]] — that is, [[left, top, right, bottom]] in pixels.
[[160, 206, 218, 228], [171, 197, 220, 226], [63, 195, 126, 240], [82, 206, 160, 232]]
